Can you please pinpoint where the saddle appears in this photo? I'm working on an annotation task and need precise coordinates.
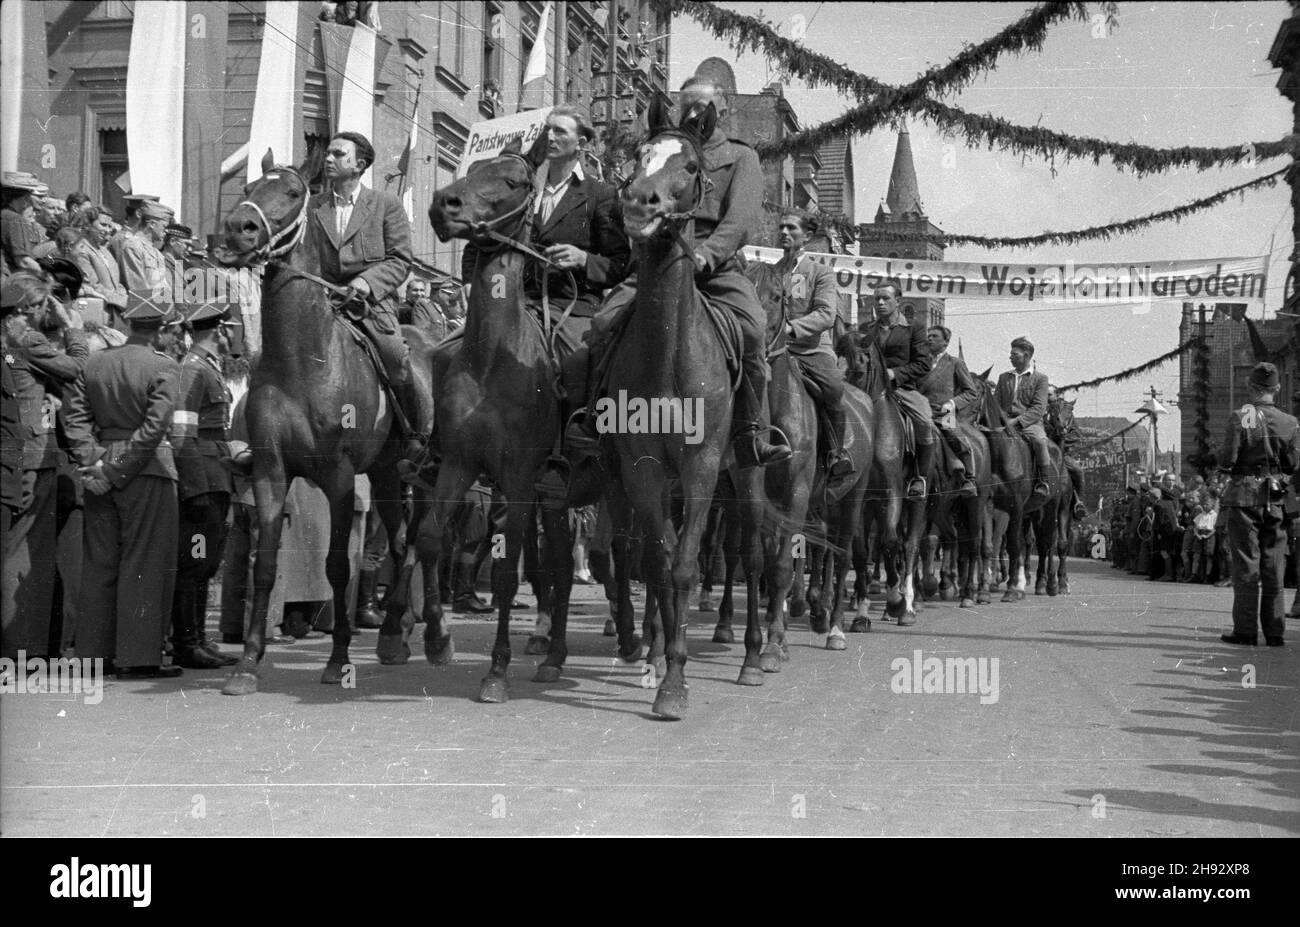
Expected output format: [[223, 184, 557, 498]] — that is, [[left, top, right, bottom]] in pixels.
[[334, 310, 414, 438]]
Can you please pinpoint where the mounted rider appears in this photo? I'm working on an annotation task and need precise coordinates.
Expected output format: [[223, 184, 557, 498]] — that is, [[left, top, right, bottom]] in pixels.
[[994, 336, 1052, 500], [588, 75, 792, 469], [305, 131, 432, 477], [774, 210, 853, 479], [855, 279, 934, 497], [916, 324, 978, 497]]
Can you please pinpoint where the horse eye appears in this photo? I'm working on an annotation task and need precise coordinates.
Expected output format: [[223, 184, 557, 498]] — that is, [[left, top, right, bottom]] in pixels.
[[684, 162, 699, 175]]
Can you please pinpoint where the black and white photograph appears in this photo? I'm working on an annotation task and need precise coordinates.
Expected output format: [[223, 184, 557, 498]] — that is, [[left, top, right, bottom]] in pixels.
[[1, 0, 1297, 863]]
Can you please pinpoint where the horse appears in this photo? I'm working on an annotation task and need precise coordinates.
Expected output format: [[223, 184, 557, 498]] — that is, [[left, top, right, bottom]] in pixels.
[[217, 149, 437, 694], [601, 96, 768, 719], [418, 133, 639, 704], [836, 329, 927, 628]]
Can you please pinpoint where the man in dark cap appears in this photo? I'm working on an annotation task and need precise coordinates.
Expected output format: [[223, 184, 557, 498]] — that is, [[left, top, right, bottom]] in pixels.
[[0, 274, 87, 661], [161, 223, 196, 296], [169, 300, 239, 668], [62, 291, 184, 677], [995, 336, 1053, 499], [120, 201, 174, 301], [2, 172, 46, 277], [107, 193, 160, 268], [1217, 362, 1299, 647]]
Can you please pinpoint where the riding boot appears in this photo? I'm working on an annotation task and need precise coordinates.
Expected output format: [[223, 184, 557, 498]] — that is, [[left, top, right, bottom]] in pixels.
[[826, 404, 854, 480], [172, 584, 226, 669], [1030, 438, 1051, 499], [949, 434, 977, 497], [909, 440, 936, 499], [732, 356, 791, 469], [355, 567, 385, 629], [452, 560, 493, 614], [1067, 463, 1087, 519], [194, 579, 238, 665], [394, 373, 437, 489]]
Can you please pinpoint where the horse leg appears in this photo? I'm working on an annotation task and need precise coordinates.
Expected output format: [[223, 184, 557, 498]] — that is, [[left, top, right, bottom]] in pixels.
[[534, 503, 575, 683], [807, 535, 827, 631], [850, 504, 876, 631], [476, 497, 529, 703], [222, 456, 287, 696], [712, 493, 741, 644], [372, 469, 417, 665], [620, 469, 677, 715], [414, 464, 476, 666], [1002, 507, 1027, 602], [320, 471, 357, 685], [698, 496, 722, 612], [523, 505, 552, 654], [897, 500, 923, 626], [730, 469, 766, 687], [603, 483, 642, 664]]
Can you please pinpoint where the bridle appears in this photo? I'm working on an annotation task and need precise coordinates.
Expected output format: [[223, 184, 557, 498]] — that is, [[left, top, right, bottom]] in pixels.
[[620, 128, 713, 260], [237, 166, 310, 263]]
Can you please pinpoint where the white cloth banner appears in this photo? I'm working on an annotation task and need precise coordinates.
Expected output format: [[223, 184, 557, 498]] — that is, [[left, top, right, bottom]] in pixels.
[[742, 245, 1271, 310], [458, 107, 552, 178], [126, 1, 187, 211], [338, 23, 377, 187], [0, 1, 26, 173], [247, 0, 300, 184]]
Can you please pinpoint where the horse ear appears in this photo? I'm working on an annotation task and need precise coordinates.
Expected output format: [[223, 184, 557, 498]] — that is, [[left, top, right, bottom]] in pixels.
[[681, 101, 718, 144], [523, 127, 548, 170], [261, 148, 276, 175], [647, 94, 672, 133], [979, 365, 993, 381], [501, 136, 523, 157]]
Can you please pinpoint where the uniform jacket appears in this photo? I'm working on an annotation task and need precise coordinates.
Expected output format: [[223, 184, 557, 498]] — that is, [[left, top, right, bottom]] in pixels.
[[119, 230, 172, 300], [10, 328, 88, 470], [171, 343, 233, 502], [918, 352, 978, 416], [995, 367, 1049, 428], [464, 167, 630, 318], [778, 252, 839, 358], [1217, 398, 1300, 508], [2, 207, 38, 274], [400, 297, 450, 342], [62, 338, 179, 488], [308, 185, 412, 327], [855, 316, 932, 389], [694, 130, 762, 274], [1, 347, 22, 510], [71, 238, 129, 311]]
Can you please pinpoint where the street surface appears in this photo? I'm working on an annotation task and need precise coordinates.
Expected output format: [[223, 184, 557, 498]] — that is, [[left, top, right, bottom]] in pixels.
[[2, 560, 1296, 837]]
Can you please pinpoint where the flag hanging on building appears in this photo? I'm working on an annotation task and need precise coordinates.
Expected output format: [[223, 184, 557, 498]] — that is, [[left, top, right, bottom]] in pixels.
[[337, 22, 378, 186], [399, 90, 421, 221], [247, 1, 301, 184], [0, 1, 52, 175], [519, 2, 553, 112], [126, 2, 187, 211]]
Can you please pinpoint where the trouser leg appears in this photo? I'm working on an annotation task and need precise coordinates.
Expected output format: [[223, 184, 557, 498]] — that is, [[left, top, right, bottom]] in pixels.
[[1228, 506, 1261, 638], [76, 490, 121, 664], [2, 469, 57, 659], [1259, 508, 1287, 640], [220, 501, 253, 638]]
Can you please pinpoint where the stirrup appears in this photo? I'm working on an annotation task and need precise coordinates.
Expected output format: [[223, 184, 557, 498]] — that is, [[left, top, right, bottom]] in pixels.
[[397, 441, 438, 491], [906, 476, 927, 498], [959, 478, 978, 498], [1032, 480, 1050, 497], [828, 451, 854, 479]]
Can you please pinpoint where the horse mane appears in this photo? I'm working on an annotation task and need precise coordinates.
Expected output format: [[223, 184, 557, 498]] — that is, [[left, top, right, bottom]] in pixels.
[[742, 258, 786, 353]]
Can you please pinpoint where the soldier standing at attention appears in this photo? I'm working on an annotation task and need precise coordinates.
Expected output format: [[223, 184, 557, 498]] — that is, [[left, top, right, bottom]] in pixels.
[[169, 301, 240, 669], [1217, 362, 1299, 647], [62, 293, 184, 678]]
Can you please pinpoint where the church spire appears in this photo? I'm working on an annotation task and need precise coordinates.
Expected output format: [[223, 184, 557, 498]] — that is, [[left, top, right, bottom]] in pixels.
[[885, 124, 924, 219]]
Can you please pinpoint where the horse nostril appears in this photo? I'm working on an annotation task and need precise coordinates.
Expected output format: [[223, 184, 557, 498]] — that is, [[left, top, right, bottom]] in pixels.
[[242, 221, 258, 234], [442, 195, 462, 213]]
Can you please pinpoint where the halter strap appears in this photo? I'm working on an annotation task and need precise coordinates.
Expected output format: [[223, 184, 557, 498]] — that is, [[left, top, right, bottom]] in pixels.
[[236, 166, 309, 262]]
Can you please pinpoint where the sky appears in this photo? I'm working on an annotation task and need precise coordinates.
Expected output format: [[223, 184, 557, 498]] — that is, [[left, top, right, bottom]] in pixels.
[[663, 1, 1296, 446]]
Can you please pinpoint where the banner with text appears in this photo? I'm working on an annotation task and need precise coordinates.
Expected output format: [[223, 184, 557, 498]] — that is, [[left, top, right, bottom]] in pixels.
[[457, 107, 553, 178], [742, 246, 1269, 311]]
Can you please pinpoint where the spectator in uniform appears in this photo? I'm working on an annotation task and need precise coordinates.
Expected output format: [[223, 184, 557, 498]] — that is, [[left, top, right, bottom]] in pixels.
[[2, 172, 46, 277], [62, 292, 184, 678], [119, 201, 174, 301], [1217, 362, 1299, 647], [399, 276, 450, 342], [0, 274, 87, 660], [107, 193, 162, 269], [169, 300, 240, 668]]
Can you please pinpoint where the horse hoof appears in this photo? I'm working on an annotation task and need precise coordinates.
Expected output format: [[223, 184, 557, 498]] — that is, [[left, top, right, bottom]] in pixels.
[[221, 672, 259, 696], [789, 598, 805, 618], [712, 625, 735, 644], [760, 644, 784, 673], [737, 665, 765, 686], [534, 664, 562, 684], [940, 586, 959, 602], [826, 627, 847, 651], [320, 663, 344, 685], [897, 613, 917, 628], [885, 598, 906, 619], [1035, 582, 1047, 596], [960, 598, 976, 609], [921, 576, 939, 597], [652, 687, 688, 720], [976, 593, 991, 605], [809, 614, 830, 635], [524, 635, 550, 655], [478, 676, 509, 704], [698, 596, 714, 613], [603, 619, 617, 637], [1047, 586, 1059, 597], [989, 582, 1002, 593], [1001, 590, 1024, 603], [1059, 583, 1070, 595], [425, 634, 455, 665], [617, 636, 642, 663], [849, 617, 872, 633], [376, 633, 410, 665]]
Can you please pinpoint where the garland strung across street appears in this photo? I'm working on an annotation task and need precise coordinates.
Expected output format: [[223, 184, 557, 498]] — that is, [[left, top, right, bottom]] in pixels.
[[655, 0, 1297, 174], [762, 165, 1294, 249], [1055, 339, 1202, 393], [1077, 417, 1148, 451]]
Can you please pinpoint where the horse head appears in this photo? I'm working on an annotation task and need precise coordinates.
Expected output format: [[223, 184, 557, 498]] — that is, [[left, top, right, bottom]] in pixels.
[[973, 367, 1007, 430], [618, 95, 713, 242], [428, 131, 547, 244], [742, 257, 786, 351], [834, 328, 890, 398], [1046, 390, 1076, 443], [221, 148, 311, 267]]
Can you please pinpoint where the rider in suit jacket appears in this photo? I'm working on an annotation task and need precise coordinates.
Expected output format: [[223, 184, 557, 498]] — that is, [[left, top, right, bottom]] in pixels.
[[308, 131, 429, 472], [994, 336, 1052, 499], [856, 280, 934, 497], [917, 325, 978, 497], [775, 210, 852, 478]]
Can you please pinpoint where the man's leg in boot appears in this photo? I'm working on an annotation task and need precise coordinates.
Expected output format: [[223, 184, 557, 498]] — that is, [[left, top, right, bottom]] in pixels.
[[733, 354, 791, 468], [910, 434, 936, 499], [1065, 457, 1087, 519], [1023, 425, 1051, 497], [945, 429, 977, 497], [173, 496, 230, 669], [802, 353, 851, 478]]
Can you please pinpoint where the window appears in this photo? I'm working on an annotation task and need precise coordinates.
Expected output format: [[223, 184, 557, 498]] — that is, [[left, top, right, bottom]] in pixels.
[[438, 1, 466, 75], [98, 129, 129, 221], [481, 3, 503, 116], [520, 9, 539, 98]]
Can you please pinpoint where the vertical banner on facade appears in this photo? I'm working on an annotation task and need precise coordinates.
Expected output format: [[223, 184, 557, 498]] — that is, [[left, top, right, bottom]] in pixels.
[[1, 1, 52, 175], [520, 1, 553, 111], [127, 2, 187, 210], [183, 2, 229, 236], [247, 0, 301, 184], [338, 23, 378, 187]]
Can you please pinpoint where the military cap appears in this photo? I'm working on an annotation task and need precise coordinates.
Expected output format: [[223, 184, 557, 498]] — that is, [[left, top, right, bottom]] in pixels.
[[122, 193, 161, 205], [138, 201, 174, 222], [1, 171, 43, 192], [122, 290, 183, 326], [165, 223, 195, 243], [38, 256, 84, 301], [179, 300, 234, 326], [1248, 362, 1279, 391]]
